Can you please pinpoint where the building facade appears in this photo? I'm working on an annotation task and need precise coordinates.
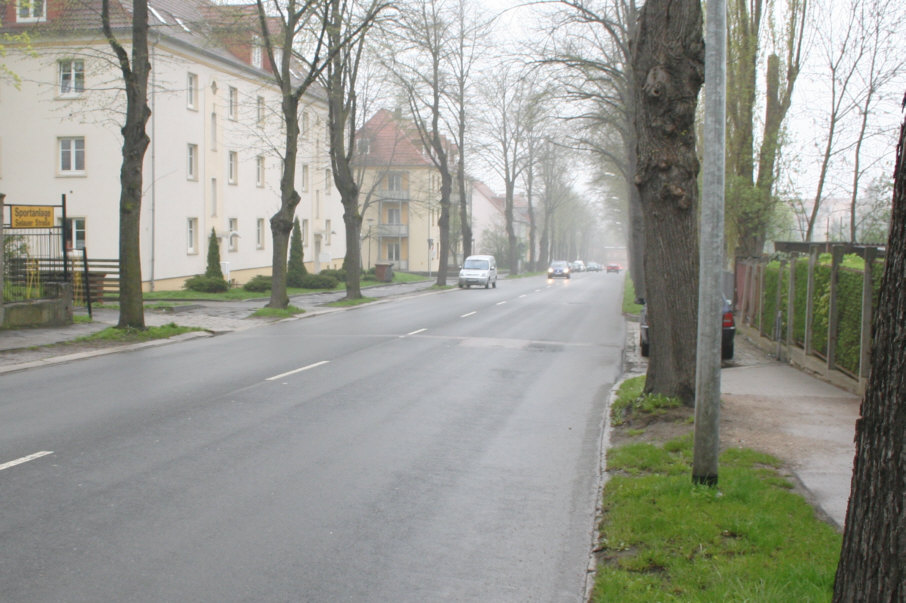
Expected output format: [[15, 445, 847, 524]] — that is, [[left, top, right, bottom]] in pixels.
[[0, 0, 344, 290]]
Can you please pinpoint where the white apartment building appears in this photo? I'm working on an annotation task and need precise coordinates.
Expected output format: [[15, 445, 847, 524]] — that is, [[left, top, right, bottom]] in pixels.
[[0, 0, 344, 290]]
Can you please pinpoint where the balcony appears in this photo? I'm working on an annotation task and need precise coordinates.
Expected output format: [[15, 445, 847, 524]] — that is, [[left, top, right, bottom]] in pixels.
[[376, 189, 410, 201], [376, 223, 408, 238]]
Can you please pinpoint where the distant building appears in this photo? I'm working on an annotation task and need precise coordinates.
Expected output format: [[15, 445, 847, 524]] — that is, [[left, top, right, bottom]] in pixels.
[[0, 0, 344, 289]]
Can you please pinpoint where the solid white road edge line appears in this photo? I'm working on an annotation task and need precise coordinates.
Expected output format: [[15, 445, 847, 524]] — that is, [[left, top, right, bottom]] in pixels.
[[460, 311, 477, 318], [496, 301, 507, 306], [407, 328, 428, 336], [266, 360, 330, 381], [0, 451, 54, 472]]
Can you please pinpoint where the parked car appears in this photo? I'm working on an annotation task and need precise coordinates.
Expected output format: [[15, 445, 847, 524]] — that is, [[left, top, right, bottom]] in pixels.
[[586, 262, 603, 272], [547, 260, 571, 278], [606, 263, 622, 273], [458, 255, 497, 288], [570, 260, 586, 272], [639, 297, 735, 359]]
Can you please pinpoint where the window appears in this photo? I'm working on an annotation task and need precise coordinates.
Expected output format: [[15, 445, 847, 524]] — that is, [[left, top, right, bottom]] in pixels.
[[187, 144, 198, 180], [58, 137, 85, 174], [228, 218, 238, 251], [302, 219, 309, 245], [228, 86, 238, 120], [59, 60, 84, 96], [387, 207, 401, 224], [301, 111, 309, 140], [387, 241, 400, 261], [228, 151, 238, 184], [251, 36, 263, 69], [210, 178, 217, 216], [17, 0, 45, 21], [301, 164, 309, 192], [210, 112, 217, 150], [387, 173, 402, 191], [325, 169, 331, 195], [256, 96, 265, 127], [325, 219, 332, 245], [256, 218, 265, 249], [187, 73, 198, 109], [256, 155, 265, 187], [315, 191, 320, 219], [187, 218, 198, 253], [65, 217, 85, 250], [358, 137, 371, 155]]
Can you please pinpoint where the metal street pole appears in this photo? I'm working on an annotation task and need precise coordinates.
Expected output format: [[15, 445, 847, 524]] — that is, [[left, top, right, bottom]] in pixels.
[[693, 0, 727, 486]]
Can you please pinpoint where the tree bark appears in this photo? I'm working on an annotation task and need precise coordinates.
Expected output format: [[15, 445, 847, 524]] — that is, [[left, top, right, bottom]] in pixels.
[[832, 95, 906, 602], [632, 0, 703, 405], [103, 0, 150, 330]]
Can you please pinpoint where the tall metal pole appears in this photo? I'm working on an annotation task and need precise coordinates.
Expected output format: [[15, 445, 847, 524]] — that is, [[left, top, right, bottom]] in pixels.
[[693, 0, 727, 485]]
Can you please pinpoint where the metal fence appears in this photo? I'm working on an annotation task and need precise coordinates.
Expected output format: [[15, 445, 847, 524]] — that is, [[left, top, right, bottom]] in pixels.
[[2, 225, 68, 303]]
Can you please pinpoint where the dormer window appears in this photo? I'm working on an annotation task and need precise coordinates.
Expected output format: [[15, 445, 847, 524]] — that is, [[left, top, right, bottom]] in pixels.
[[17, 0, 46, 22]]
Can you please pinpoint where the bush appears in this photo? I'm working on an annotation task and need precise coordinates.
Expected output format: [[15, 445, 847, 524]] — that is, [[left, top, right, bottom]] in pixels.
[[243, 275, 272, 292], [184, 274, 229, 293], [298, 273, 339, 289], [320, 268, 347, 282], [287, 217, 308, 287]]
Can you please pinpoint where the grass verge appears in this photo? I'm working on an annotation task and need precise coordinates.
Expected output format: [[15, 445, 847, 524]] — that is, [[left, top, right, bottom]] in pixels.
[[593, 378, 842, 601], [609, 375, 681, 426], [71, 322, 203, 344], [622, 276, 643, 315], [251, 305, 305, 318]]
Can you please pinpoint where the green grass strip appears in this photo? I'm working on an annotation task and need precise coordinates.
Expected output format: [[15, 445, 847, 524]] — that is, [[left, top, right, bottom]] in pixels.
[[71, 322, 203, 343], [592, 436, 841, 602]]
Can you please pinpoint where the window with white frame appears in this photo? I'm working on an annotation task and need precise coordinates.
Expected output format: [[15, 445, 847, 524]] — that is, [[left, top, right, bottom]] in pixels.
[[256, 96, 265, 127], [228, 151, 238, 184], [228, 218, 238, 251], [210, 112, 217, 150], [302, 219, 309, 245], [59, 60, 84, 96], [210, 178, 217, 216], [58, 137, 85, 174], [256, 155, 265, 187], [387, 207, 401, 224], [66, 217, 85, 250], [325, 169, 331, 195], [187, 143, 198, 180], [325, 219, 332, 245], [187, 217, 198, 253], [187, 72, 198, 109], [17, 0, 45, 21], [301, 111, 309, 140], [256, 218, 265, 249], [301, 164, 309, 192], [252, 36, 262, 69], [387, 241, 400, 261], [228, 86, 238, 120], [387, 173, 402, 191]]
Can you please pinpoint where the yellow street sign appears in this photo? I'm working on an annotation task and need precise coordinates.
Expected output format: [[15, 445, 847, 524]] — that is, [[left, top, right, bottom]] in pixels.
[[10, 205, 55, 228]]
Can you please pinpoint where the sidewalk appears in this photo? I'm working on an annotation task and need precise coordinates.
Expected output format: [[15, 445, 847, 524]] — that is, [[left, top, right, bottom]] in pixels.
[[0, 279, 440, 370], [623, 321, 860, 529]]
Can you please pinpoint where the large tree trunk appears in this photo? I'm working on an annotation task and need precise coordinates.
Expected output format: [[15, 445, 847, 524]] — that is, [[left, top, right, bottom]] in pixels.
[[104, 0, 151, 330], [832, 96, 906, 602], [632, 0, 703, 405], [268, 93, 301, 309]]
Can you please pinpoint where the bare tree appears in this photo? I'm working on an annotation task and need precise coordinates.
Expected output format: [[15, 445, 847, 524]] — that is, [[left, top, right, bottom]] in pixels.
[[631, 0, 704, 404], [845, 0, 905, 242], [102, 0, 151, 329], [252, 0, 331, 309], [387, 0, 455, 285], [323, 0, 390, 299], [545, 0, 645, 297], [832, 92, 906, 602]]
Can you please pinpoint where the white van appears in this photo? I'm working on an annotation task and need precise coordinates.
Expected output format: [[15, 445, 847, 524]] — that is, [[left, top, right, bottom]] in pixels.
[[458, 255, 497, 289]]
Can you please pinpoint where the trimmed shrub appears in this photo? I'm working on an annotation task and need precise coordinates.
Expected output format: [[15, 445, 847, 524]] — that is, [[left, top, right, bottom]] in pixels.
[[185, 274, 229, 293], [320, 268, 347, 282], [287, 217, 308, 288], [299, 273, 339, 289], [243, 275, 272, 292], [205, 227, 224, 280]]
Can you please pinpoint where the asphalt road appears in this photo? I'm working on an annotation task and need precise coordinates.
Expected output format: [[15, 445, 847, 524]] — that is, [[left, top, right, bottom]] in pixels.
[[1, 271, 626, 602]]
